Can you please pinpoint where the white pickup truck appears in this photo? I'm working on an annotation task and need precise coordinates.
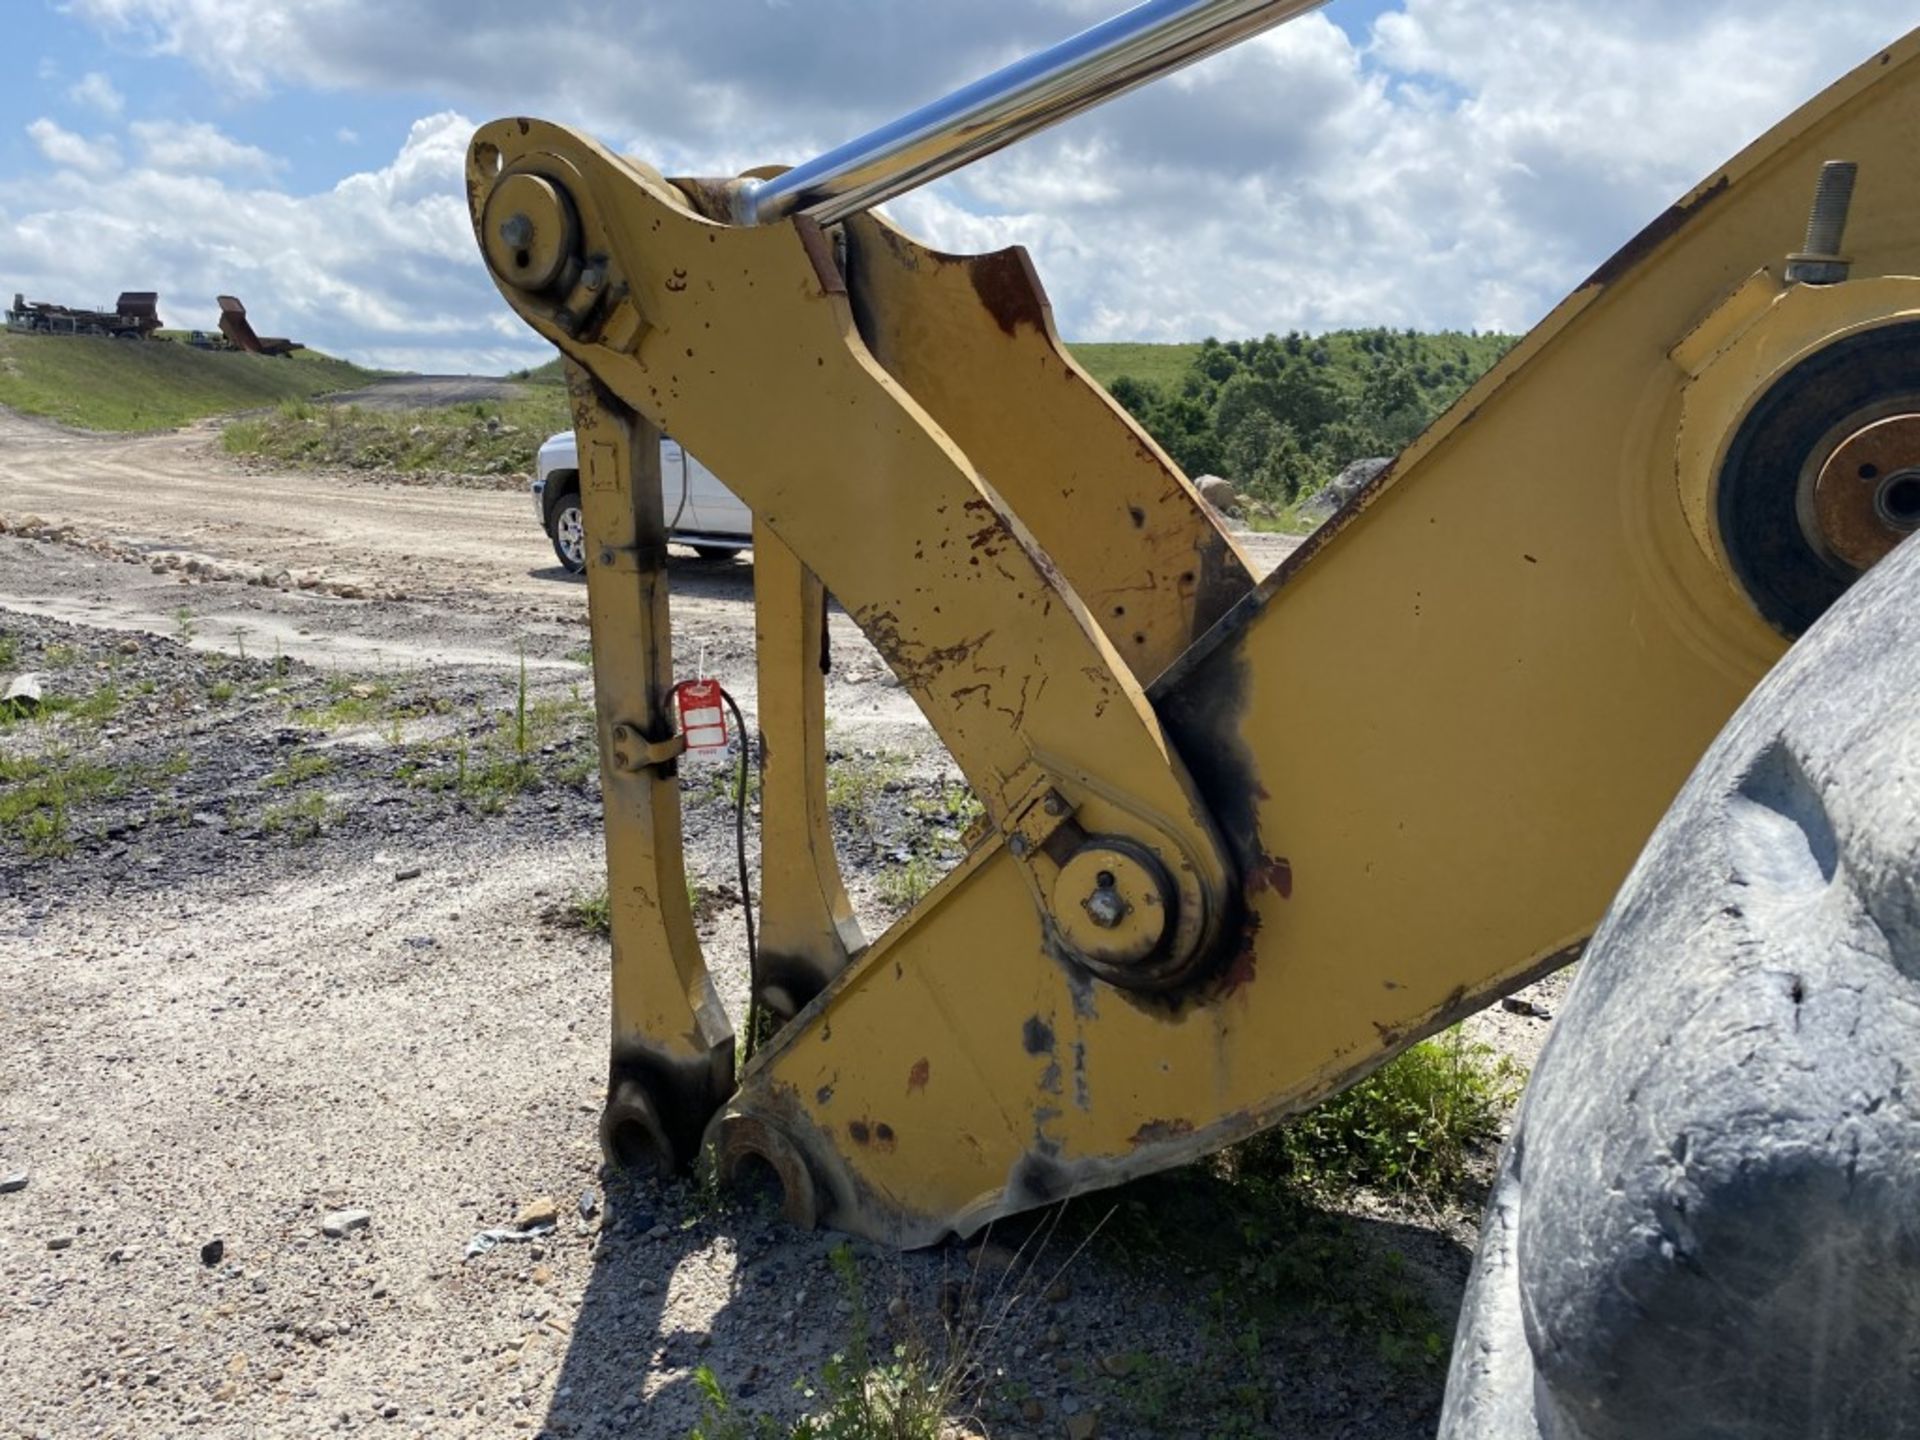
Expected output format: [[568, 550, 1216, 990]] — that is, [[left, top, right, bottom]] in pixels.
[[533, 430, 753, 572]]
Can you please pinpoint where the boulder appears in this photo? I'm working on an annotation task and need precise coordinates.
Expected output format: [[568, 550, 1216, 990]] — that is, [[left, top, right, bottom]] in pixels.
[[1302, 456, 1391, 523], [1193, 475, 1240, 515]]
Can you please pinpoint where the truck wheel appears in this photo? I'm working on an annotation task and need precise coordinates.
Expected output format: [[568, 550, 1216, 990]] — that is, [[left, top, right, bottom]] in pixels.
[[1440, 532, 1920, 1439], [547, 490, 586, 573]]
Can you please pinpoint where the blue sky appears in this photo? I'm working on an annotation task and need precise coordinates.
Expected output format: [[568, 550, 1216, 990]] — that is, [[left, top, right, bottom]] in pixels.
[[2, 1, 1912, 372]]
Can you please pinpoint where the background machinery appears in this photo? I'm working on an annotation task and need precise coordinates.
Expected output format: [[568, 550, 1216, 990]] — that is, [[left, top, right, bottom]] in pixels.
[[467, 0, 1920, 1427], [6, 290, 160, 338]]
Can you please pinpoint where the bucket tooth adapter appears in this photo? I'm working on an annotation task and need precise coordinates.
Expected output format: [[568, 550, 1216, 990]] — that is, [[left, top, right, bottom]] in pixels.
[[466, 0, 1920, 1271]]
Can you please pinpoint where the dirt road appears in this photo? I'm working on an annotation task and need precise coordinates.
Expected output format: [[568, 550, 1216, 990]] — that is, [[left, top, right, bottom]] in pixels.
[[0, 400, 1298, 732], [0, 401, 1300, 636], [0, 403, 1553, 1440]]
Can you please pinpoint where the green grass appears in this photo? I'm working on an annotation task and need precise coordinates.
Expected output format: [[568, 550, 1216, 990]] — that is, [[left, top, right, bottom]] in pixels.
[[1, 681, 119, 731], [1238, 1027, 1518, 1198], [0, 332, 377, 431], [402, 664, 592, 812], [265, 751, 332, 788], [0, 751, 124, 857], [565, 887, 612, 937], [875, 854, 938, 912], [517, 356, 567, 385], [261, 791, 330, 843], [825, 752, 907, 828], [292, 675, 403, 731], [1067, 341, 1204, 392], [221, 388, 571, 477]]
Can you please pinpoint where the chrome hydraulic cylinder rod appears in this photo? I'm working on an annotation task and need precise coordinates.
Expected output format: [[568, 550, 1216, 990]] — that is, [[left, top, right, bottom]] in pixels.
[[733, 0, 1327, 227]]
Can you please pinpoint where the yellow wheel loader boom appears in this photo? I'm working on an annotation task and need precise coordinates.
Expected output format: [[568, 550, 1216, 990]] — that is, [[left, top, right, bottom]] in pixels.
[[463, 0, 1920, 1264]]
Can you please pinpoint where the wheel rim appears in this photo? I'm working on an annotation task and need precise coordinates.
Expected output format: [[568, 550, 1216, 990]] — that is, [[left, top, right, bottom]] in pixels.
[[556, 505, 586, 567]]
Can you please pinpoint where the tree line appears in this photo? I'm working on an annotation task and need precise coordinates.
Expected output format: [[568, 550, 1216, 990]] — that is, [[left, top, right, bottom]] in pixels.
[[1104, 328, 1516, 507]]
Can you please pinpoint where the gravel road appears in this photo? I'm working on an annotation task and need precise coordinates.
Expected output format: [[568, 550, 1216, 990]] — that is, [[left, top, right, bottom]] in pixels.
[[0, 400, 1560, 1439]]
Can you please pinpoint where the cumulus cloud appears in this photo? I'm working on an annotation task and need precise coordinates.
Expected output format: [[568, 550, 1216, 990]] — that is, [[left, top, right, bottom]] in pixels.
[[130, 119, 283, 177], [26, 119, 122, 178], [0, 113, 539, 374], [68, 71, 125, 117], [47, 0, 1920, 354]]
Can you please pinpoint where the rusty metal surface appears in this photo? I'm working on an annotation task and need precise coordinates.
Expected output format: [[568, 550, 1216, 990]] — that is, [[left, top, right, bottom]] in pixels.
[[5, 290, 163, 339], [842, 213, 1255, 685], [1812, 412, 1920, 571]]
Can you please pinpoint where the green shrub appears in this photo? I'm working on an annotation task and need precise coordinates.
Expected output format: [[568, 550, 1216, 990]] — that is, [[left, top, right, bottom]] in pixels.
[[1238, 1026, 1517, 1197]]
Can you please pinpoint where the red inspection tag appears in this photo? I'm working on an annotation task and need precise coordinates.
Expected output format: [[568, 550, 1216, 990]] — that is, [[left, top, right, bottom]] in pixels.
[[674, 679, 729, 753]]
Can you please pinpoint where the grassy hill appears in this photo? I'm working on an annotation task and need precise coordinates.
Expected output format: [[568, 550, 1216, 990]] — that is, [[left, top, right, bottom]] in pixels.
[[1069, 342, 1203, 391], [0, 333, 378, 431]]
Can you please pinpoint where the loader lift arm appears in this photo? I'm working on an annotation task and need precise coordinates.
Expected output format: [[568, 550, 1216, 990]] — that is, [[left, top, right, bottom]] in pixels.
[[464, 3, 1920, 1250]]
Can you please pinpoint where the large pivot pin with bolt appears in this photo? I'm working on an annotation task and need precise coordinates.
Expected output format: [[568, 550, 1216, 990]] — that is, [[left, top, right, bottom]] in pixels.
[[480, 172, 579, 294], [1050, 839, 1176, 986]]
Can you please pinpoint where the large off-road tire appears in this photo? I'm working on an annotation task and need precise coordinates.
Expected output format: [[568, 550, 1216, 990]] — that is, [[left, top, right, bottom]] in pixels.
[[1441, 533, 1920, 1439]]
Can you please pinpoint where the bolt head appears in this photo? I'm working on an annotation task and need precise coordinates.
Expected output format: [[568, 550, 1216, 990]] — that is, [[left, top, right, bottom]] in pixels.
[[1085, 886, 1129, 930], [498, 213, 534, 249]]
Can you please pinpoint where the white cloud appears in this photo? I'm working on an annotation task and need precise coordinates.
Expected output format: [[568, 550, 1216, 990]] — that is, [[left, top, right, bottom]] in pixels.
[[336, 127, 360, 145], [130, 119, 284, 177], [67, 71, 125, 117], [0, 113, 542, 374], [45, 0, 1920, 353], [26, 119, 122, 178]]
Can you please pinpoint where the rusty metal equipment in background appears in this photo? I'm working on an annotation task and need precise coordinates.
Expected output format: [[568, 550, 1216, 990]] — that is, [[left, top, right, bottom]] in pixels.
[[5, 291, 162, 339], [216, 295, 304, 357], [466, 1, 1920, 1423]]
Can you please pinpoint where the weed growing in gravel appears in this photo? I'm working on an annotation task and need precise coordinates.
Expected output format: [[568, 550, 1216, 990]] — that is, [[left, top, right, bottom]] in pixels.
[[261, 791, 331, 843], [265, 751, 333, 788], [826, 752, 907, 833], [0, 633, 16, 669], [0, 751, 125, 857], [1, 682, 119, 731], [43, 643, 78, 668], [173, 608, 196, 642], [874, 854, 938, 913], [1239, 1026, 1517, 1199], [565, 887, 611, 937], [689, 1244, 961, 1440], [698, 753, 760, 809], [408, 668, 592, 812], [907, 781, 983, 831], [297, 675, 394, 730], [207, 680, 236, 703]]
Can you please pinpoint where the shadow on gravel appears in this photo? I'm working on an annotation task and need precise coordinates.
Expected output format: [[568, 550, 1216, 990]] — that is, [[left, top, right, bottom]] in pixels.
[[538, 1157, 1474, 1440], [535, 1169, 811, 1440]]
